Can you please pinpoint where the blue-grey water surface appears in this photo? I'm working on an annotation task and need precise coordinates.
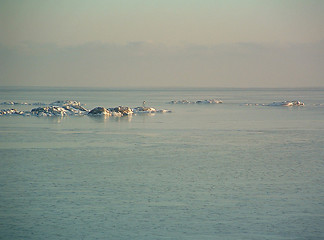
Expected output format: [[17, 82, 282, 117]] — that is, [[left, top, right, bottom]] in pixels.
[[0, 87, 323, 240]]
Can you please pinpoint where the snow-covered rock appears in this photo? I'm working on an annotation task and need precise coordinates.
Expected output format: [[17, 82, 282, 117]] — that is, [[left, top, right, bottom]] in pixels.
[[31, 106, 67, 116], [62, 105, 88, 115], [196, 99, 223, 104], [169, 99, 222, 104], [169, 100, 195, 104], [50, 100, 81, 106], [0, 101, 30, 105], [88, 107, 111, 116], [0, 100, 171, 118], [109, 106, 133, 116], [0, 109, 25, 115], [132, 106, 157, 113], [268, 101, 304, 106], [49, 100, 89, 114], [132, 106, 171, 114]]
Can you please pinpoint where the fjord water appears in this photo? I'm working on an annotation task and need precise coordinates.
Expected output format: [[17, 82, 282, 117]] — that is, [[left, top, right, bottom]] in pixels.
[[0, 87, 323, 240]]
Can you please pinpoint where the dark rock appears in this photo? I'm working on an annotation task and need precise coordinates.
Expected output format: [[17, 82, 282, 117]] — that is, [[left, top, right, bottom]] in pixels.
[[109, 106, 133, 116], [31, 106, 67, 116], [88, 107, 110, 116]]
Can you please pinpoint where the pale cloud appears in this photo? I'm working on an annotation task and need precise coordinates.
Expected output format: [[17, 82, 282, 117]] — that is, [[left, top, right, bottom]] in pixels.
[[1, 41, 323, 88], [1, 1, 323, 87]]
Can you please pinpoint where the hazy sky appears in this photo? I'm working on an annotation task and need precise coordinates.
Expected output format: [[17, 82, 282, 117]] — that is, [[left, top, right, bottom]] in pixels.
[[0, 0, 323, 88]]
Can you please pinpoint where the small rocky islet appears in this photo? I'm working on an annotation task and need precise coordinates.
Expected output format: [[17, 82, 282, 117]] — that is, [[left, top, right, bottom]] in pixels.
[[169, 99, 223, 104], [169, 99, 306, 106], [245, 100, 305, 107], [266, 100, 304, 106], [0, 99, 306, 117], [0, 100, 171, 117], [0, 101, 46, 106]]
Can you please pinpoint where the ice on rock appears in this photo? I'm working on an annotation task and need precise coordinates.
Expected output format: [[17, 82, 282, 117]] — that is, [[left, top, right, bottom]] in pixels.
[[0, 101, 30, 105], [0, 100, 171, 117], [62, 105, 88, 115], [132, 106, 157, 113], [196, 99, 223, 104], [169, 99, 222, 104], [31, 106, 67, 116], [50, 100, 81, 106], [267, 101, 304, 106], [88, 107, 111, 116], [0, 109, 25, 115], [108, 106, 133, 116], [169, 100, 195, 104], [50, 100, 89, 113], [30, 100, 89, 116]]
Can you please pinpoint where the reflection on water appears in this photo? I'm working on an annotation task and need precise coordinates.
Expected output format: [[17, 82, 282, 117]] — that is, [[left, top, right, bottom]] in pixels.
[[88, 114, 133, 123], [87, 114, 110, 122], [45, 115, 64, 123], [87, 113, 159, 123]]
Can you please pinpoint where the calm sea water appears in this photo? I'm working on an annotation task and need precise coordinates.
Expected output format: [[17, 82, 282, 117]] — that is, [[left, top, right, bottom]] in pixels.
[[0, 87, 323, 240]]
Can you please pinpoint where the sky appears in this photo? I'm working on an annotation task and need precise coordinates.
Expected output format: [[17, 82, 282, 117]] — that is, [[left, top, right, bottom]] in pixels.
[[0, 0, 323, 88]]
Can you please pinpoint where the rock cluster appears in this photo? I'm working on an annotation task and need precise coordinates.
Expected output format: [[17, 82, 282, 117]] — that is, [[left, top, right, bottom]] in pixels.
[[169, 100, 194, 104], [62, 105, 88, 114], [0, 109, 25, 116], [169, 99, 222, 104], [268, 101, 305, 106], [109, 106, 133, 116], [88, 106, 135, 117], [0, 101, 29, 105], [88, 107, 110, 116], [31, 106, 68, 117], [87, 106, 168, 116], [0, 100, 171, 117], [196, 99, 223, 104], [133, 106, 157, 113], [50, 100, 80, 105], [29, 100, 89, 116], [51, 100, 88, 113], [0, 101, 46, 106]]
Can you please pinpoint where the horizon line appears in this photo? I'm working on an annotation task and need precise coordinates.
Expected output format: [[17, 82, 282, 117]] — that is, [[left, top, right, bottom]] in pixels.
[[1, 85, 324, 91]]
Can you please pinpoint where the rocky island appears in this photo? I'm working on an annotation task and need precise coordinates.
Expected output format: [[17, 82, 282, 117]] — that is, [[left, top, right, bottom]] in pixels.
[[267, 101, 305, 106], [0, 100, 171, 117], [169, 99, 223, 104]]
